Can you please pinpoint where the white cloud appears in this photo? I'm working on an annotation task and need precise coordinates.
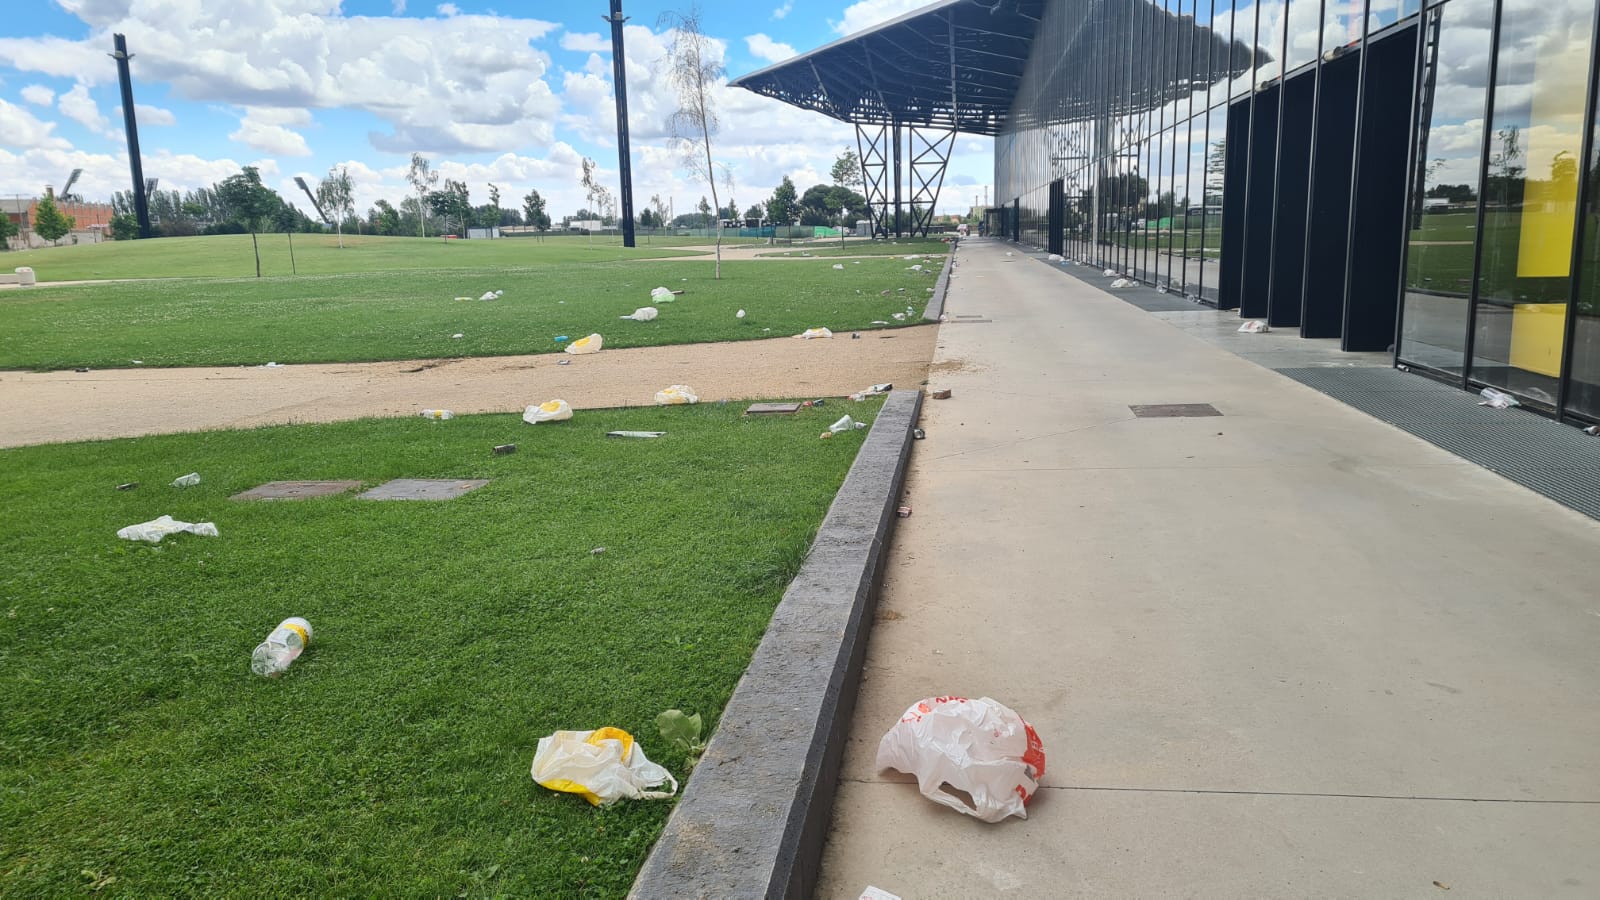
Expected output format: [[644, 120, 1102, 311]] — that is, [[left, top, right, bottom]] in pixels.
[[832, 0, 941, 36], [561, 32, 611, 53], [436, 3, 459, 15], [745, 34, 796, 64], [772, 1, 794, 19], [57, 83, 119, 138], [113, 103, 176, 126], [0, 2, 562, 156], [230, 113, 313, 156], [0, 97, 71, 151], [20, 84, 55, 106]]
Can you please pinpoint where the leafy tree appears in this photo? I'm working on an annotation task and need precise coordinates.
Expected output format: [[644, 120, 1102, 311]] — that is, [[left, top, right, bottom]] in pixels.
[[216, 166, 282, 276], [765, 176, 799, 225], [316, 165, 355, 248], [0, 212, 18, 248], [831, 149, 862, 189], [696, 196, 713, 228], [427, 180, 471, 238], [406, 153, 439, 237], [487, 183, 502, 234], [33, 193, 75, 245], [522, 189, 550, 234], [637, 208, 656, 228], [662, 6, 727, 277], [718, 201, 738, 221], [744, 203, 764, 222]]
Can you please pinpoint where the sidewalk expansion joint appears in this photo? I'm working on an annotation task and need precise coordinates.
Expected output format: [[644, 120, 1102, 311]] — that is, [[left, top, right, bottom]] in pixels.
[[841, 777, 1600, 804]]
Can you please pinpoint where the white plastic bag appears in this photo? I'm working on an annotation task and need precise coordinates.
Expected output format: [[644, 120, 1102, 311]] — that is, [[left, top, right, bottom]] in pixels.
[[1479, 387, 1520, 409], [621, 306, 658, 322], [564, 333, 603, 354], [117, 515, 219, 544], [654, 384, 699, 405], [833, 263, 845, 270], [876, 696, 1046, 823], [1238, 320, 1269, 333], [650, 286, 675, 302], [531, 727, 678, 806], [1048, 253, 1063, 262], [523, 399, 573, 424], [798, 327, 834, 340]]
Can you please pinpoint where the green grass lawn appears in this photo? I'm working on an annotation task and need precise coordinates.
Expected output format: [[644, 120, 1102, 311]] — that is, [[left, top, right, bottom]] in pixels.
[[755, 237, 952, 258], [2, 234, 702, 282], [0, 257, 938, 370], [0, 399, 880, 896]]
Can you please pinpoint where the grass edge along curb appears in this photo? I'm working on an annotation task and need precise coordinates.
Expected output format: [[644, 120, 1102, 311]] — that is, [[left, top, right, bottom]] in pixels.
[[628, 389, 923, 900]]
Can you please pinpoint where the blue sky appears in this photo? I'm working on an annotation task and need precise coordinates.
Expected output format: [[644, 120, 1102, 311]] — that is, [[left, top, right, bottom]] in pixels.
[[0, 0, 993, 219]]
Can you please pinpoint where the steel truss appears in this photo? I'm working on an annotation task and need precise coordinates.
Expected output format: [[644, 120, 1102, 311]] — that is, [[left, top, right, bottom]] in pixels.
[[856, 123, 956, 238]]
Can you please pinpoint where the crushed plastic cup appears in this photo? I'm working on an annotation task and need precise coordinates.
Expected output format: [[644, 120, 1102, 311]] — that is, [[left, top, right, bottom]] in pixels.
[[117, 515, 218, 543], [171, 472, 201, 488], [736, 309, 746, 319], [876, 696, 1045, 823], [420, 409, 454, 420], [1479, 387, 1520, 409], [524, 399, 573, 424], [564, 334, 603, 355]]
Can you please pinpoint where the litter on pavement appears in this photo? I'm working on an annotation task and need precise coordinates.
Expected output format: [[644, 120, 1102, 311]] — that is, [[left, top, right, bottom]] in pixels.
[[1479, 387, 1520, 409], [1109, 278, 1134, 289], [531, 728, 678, 806], [931, 389, 952, 400], [118, 515, 219, 543], [799, 327, 834, 339], [564, 334, 603, 354], [654, 385, 699, 405], [859, 888, 902, 900], [876, 696, 1045, 823], [1238, 320, 1269, 333], [524, 399, 573, 423], [850, 383, 892, 401]]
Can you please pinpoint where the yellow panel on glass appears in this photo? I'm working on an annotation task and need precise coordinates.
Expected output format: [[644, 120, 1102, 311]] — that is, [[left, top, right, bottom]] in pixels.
[[1515, 28, 1589, 278], [1508, 303, 1568, 378]]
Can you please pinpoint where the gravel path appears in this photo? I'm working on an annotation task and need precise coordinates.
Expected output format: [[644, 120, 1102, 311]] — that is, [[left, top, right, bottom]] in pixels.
[[0, 327, 937, 448]]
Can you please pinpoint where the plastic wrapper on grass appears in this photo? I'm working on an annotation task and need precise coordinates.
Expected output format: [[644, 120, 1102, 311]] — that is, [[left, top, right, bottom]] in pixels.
[[524, 399, 573, 424], [564, 334, 603, 355], [531, 727, 677, 806], [654, 385, 698, 406], [118, 515, 218, 543]]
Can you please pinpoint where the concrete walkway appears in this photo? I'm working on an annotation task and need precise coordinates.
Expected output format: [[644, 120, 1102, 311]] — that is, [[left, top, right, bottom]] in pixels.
[[818, 239, 1600, 898]]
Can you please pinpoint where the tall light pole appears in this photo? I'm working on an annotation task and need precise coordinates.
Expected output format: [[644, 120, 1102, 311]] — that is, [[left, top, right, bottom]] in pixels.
[[606, 1, 637, 248], [110, 34, 151, 238]]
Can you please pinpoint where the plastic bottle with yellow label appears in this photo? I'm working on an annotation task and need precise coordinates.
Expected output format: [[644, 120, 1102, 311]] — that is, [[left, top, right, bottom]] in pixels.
[[251, 617, 313, 676]]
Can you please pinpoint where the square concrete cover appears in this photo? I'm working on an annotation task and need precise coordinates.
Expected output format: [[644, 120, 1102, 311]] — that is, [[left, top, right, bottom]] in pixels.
[[746, 402, 802, 415], [1130, 403, 1223, 418], [357, 479, 489, 501], [231, 480, 362, 501]]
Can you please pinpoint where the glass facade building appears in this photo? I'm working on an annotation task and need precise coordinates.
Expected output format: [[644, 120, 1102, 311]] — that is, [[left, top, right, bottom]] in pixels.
[[995, 0, 1600, 424]]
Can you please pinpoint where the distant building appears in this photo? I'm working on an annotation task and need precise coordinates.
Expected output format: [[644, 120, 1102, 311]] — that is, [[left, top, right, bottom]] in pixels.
[[3, 191, 115, 250]]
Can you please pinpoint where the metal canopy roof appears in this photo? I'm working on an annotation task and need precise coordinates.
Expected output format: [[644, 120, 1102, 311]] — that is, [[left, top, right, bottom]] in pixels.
[[731, 0, 1045, 137], [732, 0, 1256, 137]]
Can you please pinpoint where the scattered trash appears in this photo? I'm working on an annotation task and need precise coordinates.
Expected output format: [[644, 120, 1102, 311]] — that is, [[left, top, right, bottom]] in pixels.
[[451, 333, 465, 339], [116, 482, 139, 491], [876, 696, 1045, 823], [897, 506, 912, 518], [1103, 268, 1116, 276], [871, 320, 890, 325], [1238, 320, 1269, 333], [737, 309, 746, 319], [849, 383, 893, 401], [907, 264, 923, 271], [820, 431, 833, 440], [524, 399, 573, 423], [420, 409, 454, 420], [531, 728, 678, 806], [913, 428, 925, 440], [454, 296, 473, 301], [799, 327, 834, 339], [131, 360, 143, 365], [859, 888, 902, 900], [1109, 278, 1134, 289], [1048, 253, 1063, 262], [1584, 425, 1600, 436], [117, 515, 218, 543], [1156, 285, 1169, 294], [620, 306, 659, 322], [251, 616, 312, 677], [555, 335, 570, 343], [171, 472, 202, 488], [833, 263, 845, 270], [1433, 881, 1451, 891], [590, 546, 606, 556], [557, 359, 571, 366], [478, 290, 503, 301], [493, 443, 518, 455], [1478, 387, 1520, 409], [75, 367, 89, 373], [892, 312, 906, 320], [260, 361, 283, 368], [654, 385, 699, 406], [931, 389, 952, 400], [1005, 251, 1014, 257], [650, 286, 677, 303], [607, 430, 665, 439], [1397, 364, 1410, 372], [852, 332, 861, 339], [829, 415, 868, 433], [564, 334, 603, 355]]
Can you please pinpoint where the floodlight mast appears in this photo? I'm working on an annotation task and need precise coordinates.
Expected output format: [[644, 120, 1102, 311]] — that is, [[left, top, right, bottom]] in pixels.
[[110, 33, 152, 239], [606, 1, 636, 248]]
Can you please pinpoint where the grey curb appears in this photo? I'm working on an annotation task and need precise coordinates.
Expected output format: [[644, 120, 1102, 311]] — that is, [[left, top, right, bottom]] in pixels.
[[924, 247, 955, 321], [629, 389, 923, 900]]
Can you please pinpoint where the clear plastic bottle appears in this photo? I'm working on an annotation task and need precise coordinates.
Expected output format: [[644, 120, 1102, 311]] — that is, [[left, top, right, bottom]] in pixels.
[[420, 409, 454, 420], [251, 617, 312, 676]]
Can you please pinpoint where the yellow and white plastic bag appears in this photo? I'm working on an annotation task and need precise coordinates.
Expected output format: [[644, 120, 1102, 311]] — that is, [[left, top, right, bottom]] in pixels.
[[564, 333, 604, 354], [654, 385, 699, 405], [523, 399, 573, 424], [531, 727, 678, 806]]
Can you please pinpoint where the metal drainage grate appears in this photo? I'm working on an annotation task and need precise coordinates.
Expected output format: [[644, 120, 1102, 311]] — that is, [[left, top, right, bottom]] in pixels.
[[1130, 403, 1222, 418], [1278, 366, 1600, 522]]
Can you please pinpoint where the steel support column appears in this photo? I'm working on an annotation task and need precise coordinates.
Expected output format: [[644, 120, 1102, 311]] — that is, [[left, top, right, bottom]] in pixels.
[[607, 1, 636, 247], [893, 124, 904, 236], [907, 125, 957, 237], [110, 33, 150, 239]]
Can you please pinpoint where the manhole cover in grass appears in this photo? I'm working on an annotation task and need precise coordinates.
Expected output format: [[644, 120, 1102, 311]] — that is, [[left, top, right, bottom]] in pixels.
[[358, 479, 490, 501], [746, 402, 802, 415], [231, 480, 362, 501], [1130, 403, 1222, 418]]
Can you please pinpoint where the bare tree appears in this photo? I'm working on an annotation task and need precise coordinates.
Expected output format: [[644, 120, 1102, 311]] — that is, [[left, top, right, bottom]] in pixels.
[[579, 157, 613, 247], [406, 153, 439, 238], [316, 165, 354, 249], [660, 5, 726, 278]]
